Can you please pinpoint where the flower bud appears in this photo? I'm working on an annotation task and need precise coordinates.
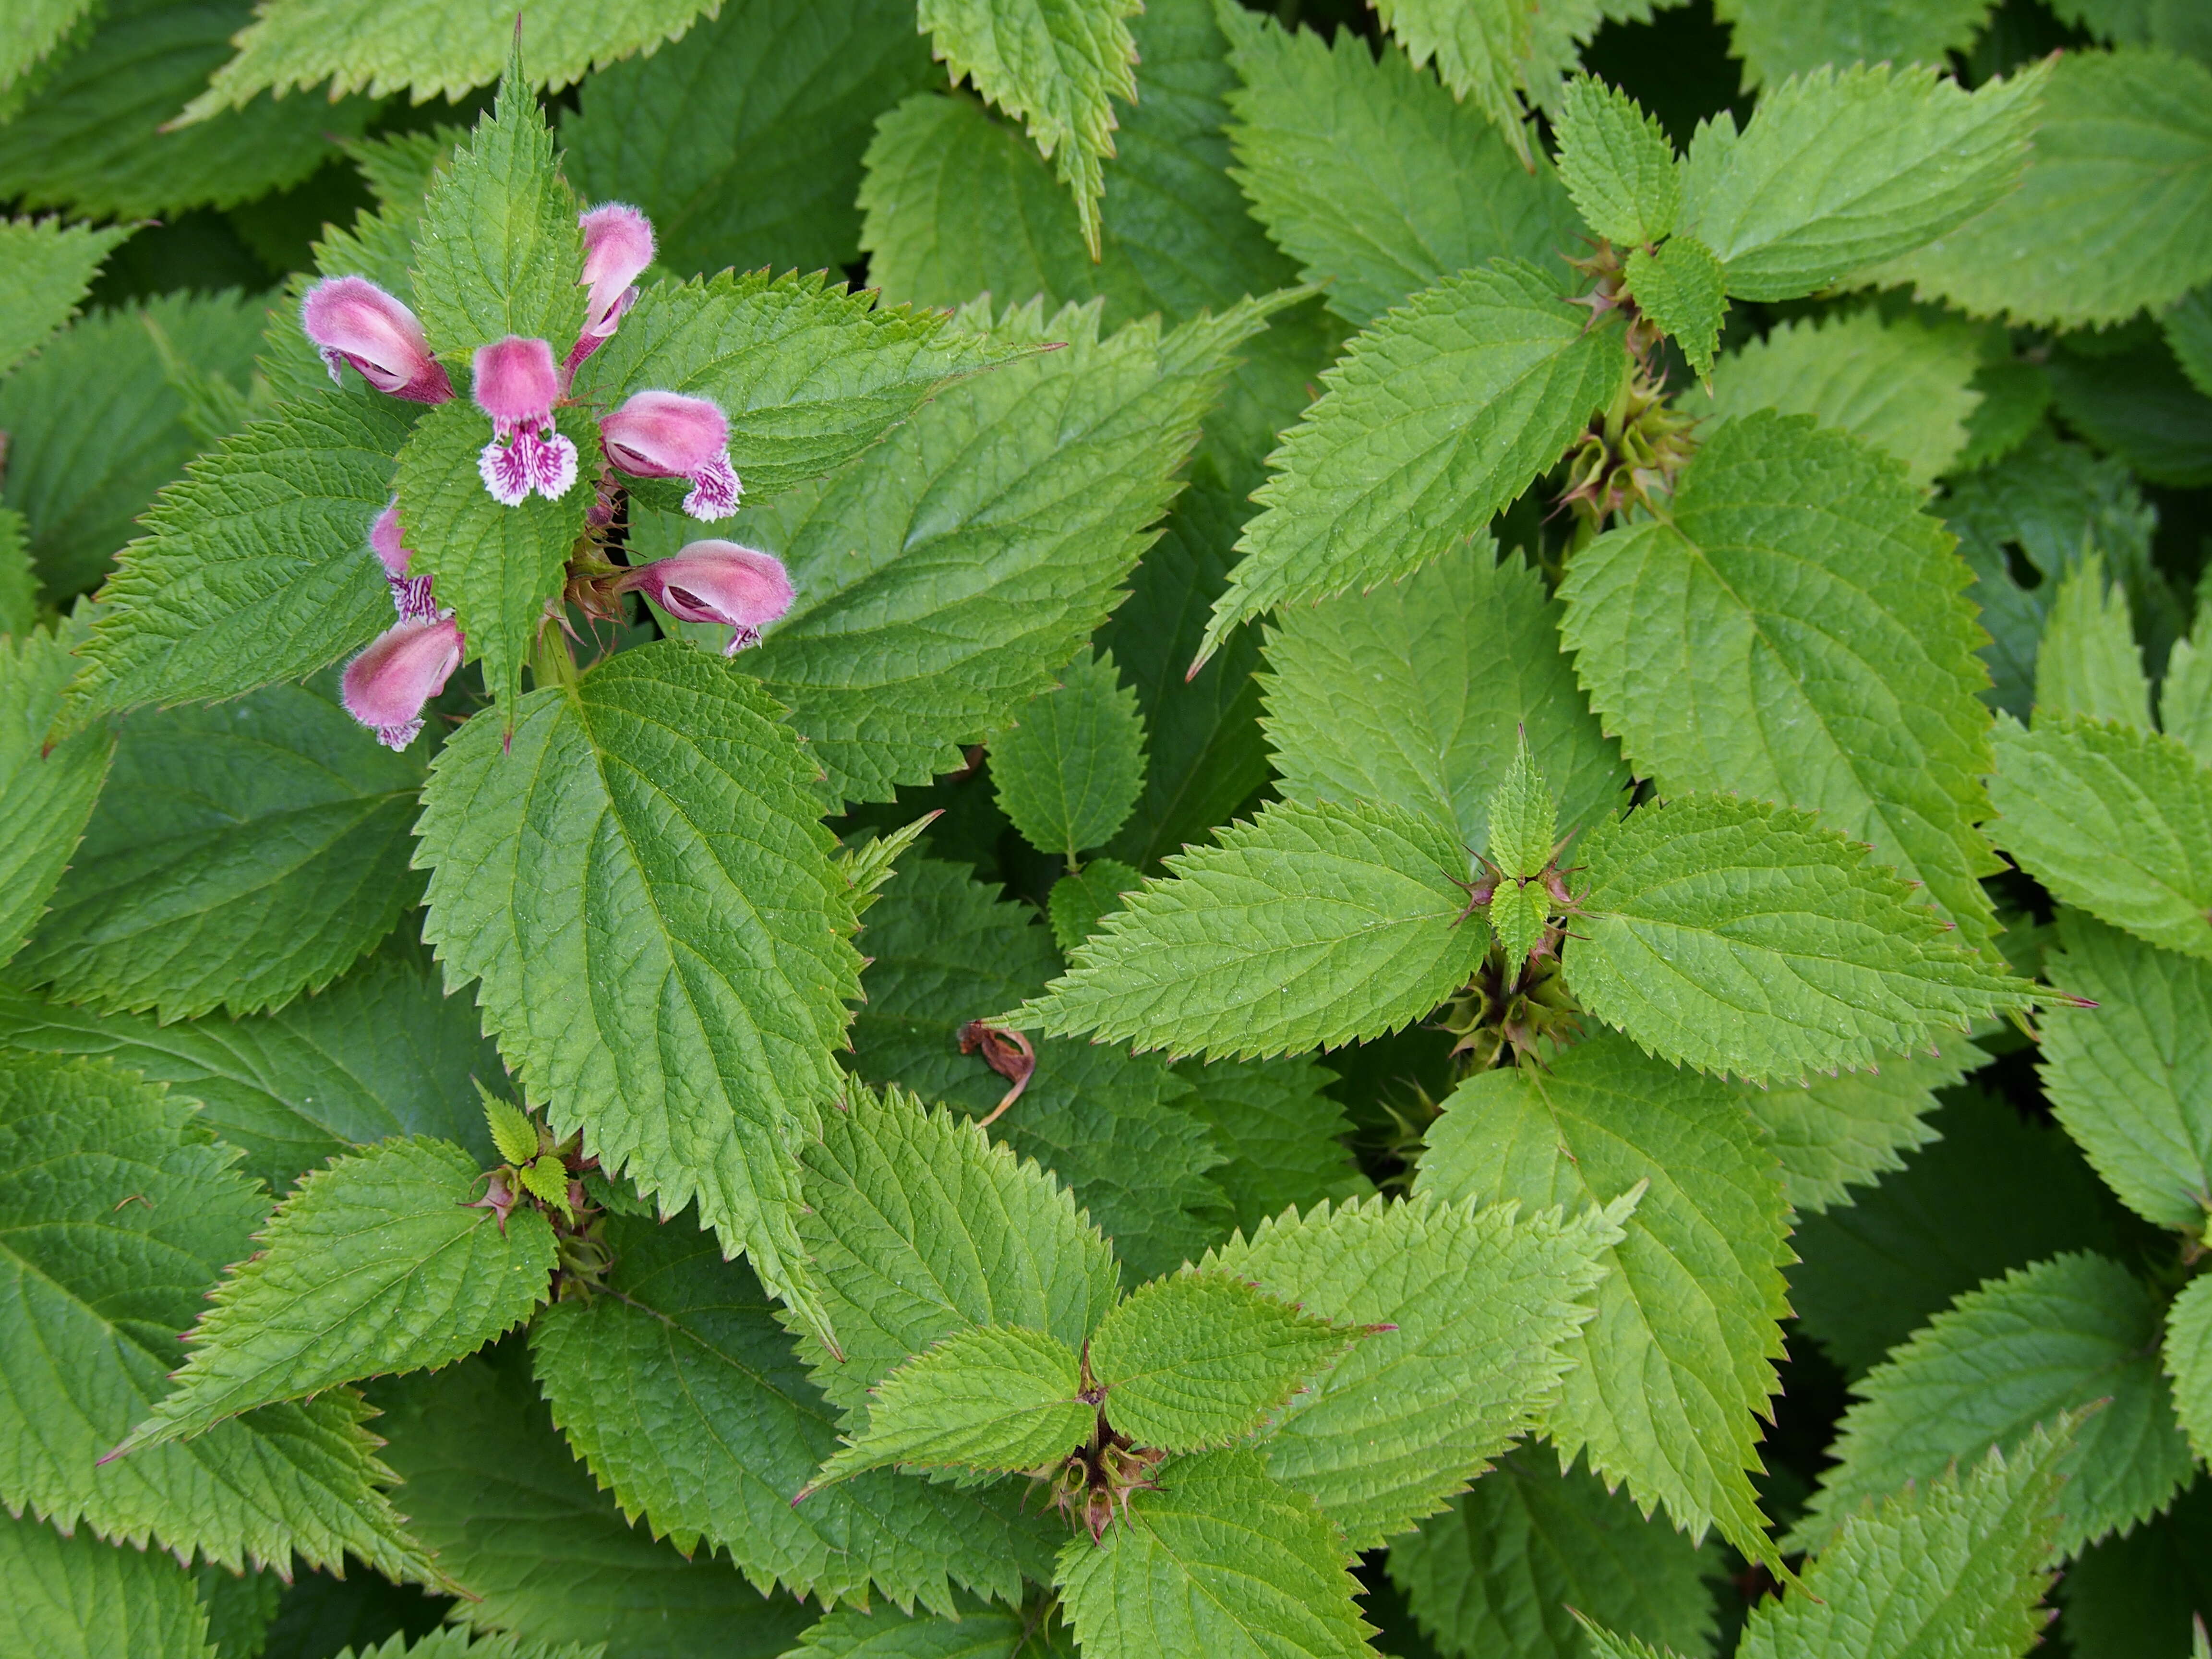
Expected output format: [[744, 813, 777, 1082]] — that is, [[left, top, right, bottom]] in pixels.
[[568, 203, 656, 375], [617, 541, 793, 654], [472, 336, 577, 506], [342, 615, 464, 750], [301, 276, 453, 404], [369, 500, 437, 623], [599, 389, 741, 519]]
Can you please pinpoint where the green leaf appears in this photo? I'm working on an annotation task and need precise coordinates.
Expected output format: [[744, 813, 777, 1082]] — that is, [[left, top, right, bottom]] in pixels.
[[0, 1051, 432, 1579], [0, 0, 94, 95], [1215, 6, 1582, 328], [0, 1510, 216, 1659], [180, 0, 718, 115], [1173, 1055, 1370, 1235], [781, 1603, 1066, 1659], [992, 648, 1147, 860], [0, 216, 127, 375], [563, 0, 936, 281], [415, 643, 863, 1340], [0, 619, 111, 967], [1204, 1192, 1623, 1549], [2165, 1276, 2212, 1467], [916, 0, 1141, 257], [372, 1354, 816, 1657], [1262, 544, 1627, 855], [1417, 1032, 1788, 1562], [741, 297, 1286, 802], [1623, 236, 1725, 376], [1954, 357, 2053, 474], [1559, 409, 2006, 948], [1485, 732, 1559, 882], [1711, 0, 1997, 91], [1685, 309, 1983, 487], [2170, 285, 2212, 398], [2045, 331, 2212, 489], [1015, 797, 1490, 1062], [529, 1215, 1055, 1611], [1794, 1252, 2192, 1559], [1562, 795, 2033, 1084], [1736, 1040, 1982, 1216], [2164, 607, 2212, 765], [1089, 1272, 1355, 1452], [2034, 553, 2152, 729], [1386, 1449, 1719, 1659], [792, 1082, 1122, 1416], [62, 389, 412, 721], [483, 1094, 539, 1167], [1201, 262, 1628, 664], [1053, 1448, 1374, 1659], [117, 1137, 553, 1452], [809, 1324, 1092, 1489], [1048, 858, 1142, 952], [0, 508, 33, 636], [337, 1635, 605, 1659], [1678, 60, 2047, 302], [1870, 48, 2212, 329], [2039, 909, 2212, 1229], [1370, 0, 1537, 164], [1988, 713, 2212, 962], [18, 679, 424, 1021], [2060, 1480, 2212, 1659], [1556, 75, 1680, 246]]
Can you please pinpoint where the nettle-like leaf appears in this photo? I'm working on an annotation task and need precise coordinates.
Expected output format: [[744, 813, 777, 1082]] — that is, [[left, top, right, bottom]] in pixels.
[[2035, 554, 2153, 734], [1205, 1192, 1623, 1549], [2166, 610, 2212, 765], [916, 0, 1141, 258], [781, 1601, 1068, 1658], [1623, 236, 1726, 378], [1872, 47, 2212, 329], [1740, 1041, 1983, 1217], [1262, 545, 1627, 856], [116, 1137, 551, 1454], [1418, 1032, 1790, 1563], [19, 679, 424, 1021], [1797, 1253, 2192, 1561], [1200, 262, 1627, 665], [1676, 58, 2047, 302], [1, 1509, 217, 1659], [1049, 858, 1142, 953], [0, 1051, 430, 1580], [1015, 797, 1491, 1063], [0, 619, 113, 967], [1712, 0, 1998, 91], [2166, 1276, 2212, 1468], [530, 1216, 1055, 1612], [1368, 0, 1538, 165], [0, 217, 128, 375], [1555, 74, 1680, 248], [1054, 1448, 1374, 1659], [992, 647, 1147, 861], [1560, 410, 2006, 949], [1215, 4, 1581, 329], [416, 643, 863, 1343], [2039, 909, 2212, 1231], [1988, 713, 2212, 963], [0, 509, 35, 635], [0, 0, 95, 95], [1563, 795, 2032, 1084], [1174, 1056, 1370, 1236]]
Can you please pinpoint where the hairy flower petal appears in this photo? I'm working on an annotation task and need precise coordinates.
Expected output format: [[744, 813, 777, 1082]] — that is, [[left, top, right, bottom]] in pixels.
[[301, 276, 453, 404], [618, 541, 793, 654], [600, 390, 742, 521], [342, 616, 464, 750]]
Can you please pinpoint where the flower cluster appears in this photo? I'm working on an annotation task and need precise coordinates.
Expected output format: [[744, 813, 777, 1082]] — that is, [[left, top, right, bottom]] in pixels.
[[303, 204, 793, 748]]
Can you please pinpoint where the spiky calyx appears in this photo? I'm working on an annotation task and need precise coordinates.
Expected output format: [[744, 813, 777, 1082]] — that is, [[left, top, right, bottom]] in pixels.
[[1036, 1407, 1167, 1543], [1439, 938, 1585, 1076]]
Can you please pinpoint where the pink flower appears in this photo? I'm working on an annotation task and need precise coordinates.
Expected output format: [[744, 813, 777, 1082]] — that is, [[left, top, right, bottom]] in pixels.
[[599, 390, 741, 520], [568, 203, 655, 377], [342, 616, 464, 750], [369, 499, 437, 623], [617, 541, 793, 654], [301, 276, 453, 404], [473, 336, 577, 506]]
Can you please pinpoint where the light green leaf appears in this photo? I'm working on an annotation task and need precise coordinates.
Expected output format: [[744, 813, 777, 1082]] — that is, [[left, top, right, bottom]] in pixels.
[[1417, 1032, 1788, 1562], [2170, 285, 2212, 398], [2058, 1451, 2212, 1659], [992, 648, 1147, 860], [2163, 609, 2212, 764], [0, 1510, 216, 1659], [2167, 1276, 2212, 1468], [1201, 262, 1628, 664], [1048, 858, 1142, 953], [1711, 0, 1998, 91], [0, 620, 112, 968], [1054, 1448, 1374, 1659], [917, 0, 1142, 257], [1623, 236, 1725, 376], [337, 1635, 605, 1659], [118, 1137, 553, 1452], [2034, 553, 2152, 730], [484, 1094, 539, 1167], [1954, 357, 2053, 474], [1171, 1057, 1371, 1236], [0, 216, 127, 375], [1556, 75, 1680, 246], [0, 1051, 431, 1580], [1485, 733, 1558, 881], [415, 643, 863, 1341], [1015, 797, 1490, 1062], [1205, 1192, 1623, 1549], [1559, 409, 2006, 948], [0, 0, 94, 95], [0, 509, 33, 636], [2039, 909, 2212, 1229], [1387, 1449, 1719, 1659], [1678, 60, 2046, 301], [1262, 545, 1627, 854], [62, 389, 411, 721], [781, 1601, 1066, 1659], [1794, 1252, 2192, 1560], [1737, 1040, 1982, 1216], [1988, 713, 2212, 962], [1371, 0, 1537, 164], [1869, 48, 2212, 328], [1686, 310, 1982, 487], [1216, 5, 1583, 328], [1562, 795, 2033, 1084], [19, 679, 424, 1021]]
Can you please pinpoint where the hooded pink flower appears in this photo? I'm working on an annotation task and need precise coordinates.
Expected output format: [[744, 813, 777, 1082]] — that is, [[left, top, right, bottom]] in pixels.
[[618, 541, 793, 654], [473, 336, 577, 506], [343, 616, 464, 750], [599, 390, 741, 519], [301, 277, 453, 404], [370, 500, 438, 623], [568, 203, 655, 377]]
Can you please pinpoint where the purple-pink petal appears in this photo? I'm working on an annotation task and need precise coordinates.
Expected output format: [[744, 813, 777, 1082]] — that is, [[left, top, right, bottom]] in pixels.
[[578, 203, 654, 338], [471, 336, 562, 426], [369, 500, 437, 623], [601, 390, 741, 521], [301, 276, 452, 404], [617, 541, 793, 654], [343, 616, 464, 750]]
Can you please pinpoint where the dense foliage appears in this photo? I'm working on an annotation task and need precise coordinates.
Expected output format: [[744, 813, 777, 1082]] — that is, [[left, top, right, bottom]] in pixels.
[[2, 0, 2210, 1656]]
